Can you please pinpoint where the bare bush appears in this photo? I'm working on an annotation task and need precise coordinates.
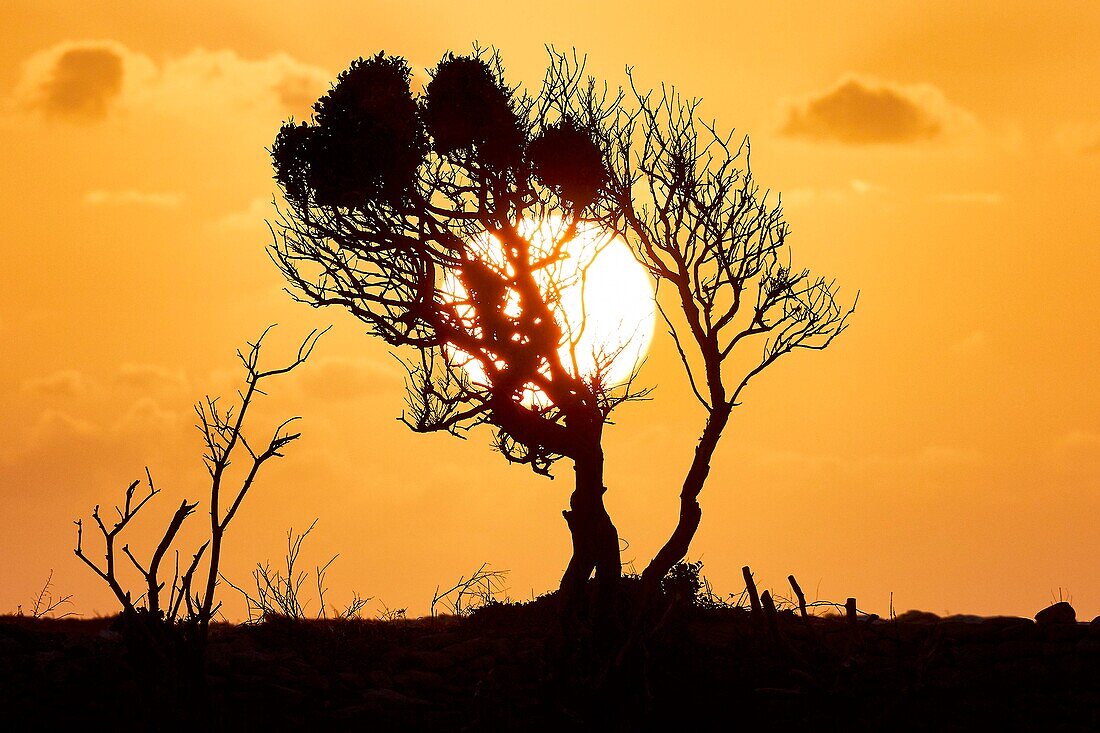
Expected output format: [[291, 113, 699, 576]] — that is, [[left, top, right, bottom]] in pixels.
[[16, 570, 75, 619], [73, 327, 322, 643], [223, 519, 370, 622], [431, 563, 510, 617], [377, 601, 408, 622]]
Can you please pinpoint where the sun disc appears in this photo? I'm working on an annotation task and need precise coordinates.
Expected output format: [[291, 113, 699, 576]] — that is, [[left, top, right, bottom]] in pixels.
[[442, 217, 656, 398]]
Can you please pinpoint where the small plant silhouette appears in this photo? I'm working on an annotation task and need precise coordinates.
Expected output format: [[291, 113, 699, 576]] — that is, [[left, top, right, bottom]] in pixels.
[[660, 560, 706, 607], [222, 519, 370, 622], [431, 563, 510, 617], [376, 601, 408, 622], [16, 570, 75, 619]]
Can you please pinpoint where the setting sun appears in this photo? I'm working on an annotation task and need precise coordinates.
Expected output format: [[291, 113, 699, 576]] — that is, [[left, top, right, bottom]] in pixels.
[[443, 216, 656, 395]]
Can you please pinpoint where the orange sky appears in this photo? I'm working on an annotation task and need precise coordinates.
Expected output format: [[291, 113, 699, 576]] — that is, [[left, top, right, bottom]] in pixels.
[[1, 1, 1098, 620]]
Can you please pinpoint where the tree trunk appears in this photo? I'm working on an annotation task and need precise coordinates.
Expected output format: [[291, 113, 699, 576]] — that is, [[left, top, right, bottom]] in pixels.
[[560, 446, 621, 619], [641, 402, 732, 594]]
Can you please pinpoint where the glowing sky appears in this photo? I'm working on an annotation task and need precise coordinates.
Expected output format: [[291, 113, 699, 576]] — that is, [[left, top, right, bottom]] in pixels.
[[1, 1, 1099, 619]]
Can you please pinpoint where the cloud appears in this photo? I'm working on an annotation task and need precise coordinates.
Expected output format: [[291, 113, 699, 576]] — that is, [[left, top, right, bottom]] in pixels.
[[31, 409, 99, 439], [15, 40, 329, 125], [22, 370, 98, 398], [2, 408, 102, 464], [754, 448, 846, 473], [19, 42, 126, 121], [744, 442, 983, 480], [213, 196, 273, 232], [139, 48, 329, 121], [950, 331, 986, 355], [1046, 430, 1100, 475], [780, 178, 883, 207], [84, 190, 184, 207], [933, 192, 1004, 205], [273, 72, 324, 113], [0, 399, 185, 468], [110, 398, 184, 437], [115, 363, 189, 391], [914, 445, 981, 469], [1051, 122, 1100, 156], [1053, 431, 1100, 452], [15, 40, 143, 122], [781, 75, 978, 145], [297, 357, 399, 402]]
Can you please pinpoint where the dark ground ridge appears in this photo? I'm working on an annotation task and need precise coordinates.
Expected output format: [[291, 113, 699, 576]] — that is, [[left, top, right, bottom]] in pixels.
[[2, 594, 1099, 731]]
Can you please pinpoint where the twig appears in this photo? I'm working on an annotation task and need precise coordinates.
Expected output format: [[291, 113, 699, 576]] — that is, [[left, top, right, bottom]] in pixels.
[[743, 565, 762, 618], [28, 571, 75, 619], [788, 574, 808, 620]]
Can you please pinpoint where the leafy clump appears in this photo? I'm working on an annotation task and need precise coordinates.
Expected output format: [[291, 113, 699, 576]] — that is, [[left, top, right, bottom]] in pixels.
[[660, 560, 705, 606]]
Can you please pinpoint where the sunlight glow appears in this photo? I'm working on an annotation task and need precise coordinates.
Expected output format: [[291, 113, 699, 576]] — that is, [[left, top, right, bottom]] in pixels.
[[443, 216, 656, 398]]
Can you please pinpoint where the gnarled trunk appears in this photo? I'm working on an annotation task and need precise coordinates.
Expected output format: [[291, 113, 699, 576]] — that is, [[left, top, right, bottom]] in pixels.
[[560, 446, 621, 619], [641, 402, 732, 594]]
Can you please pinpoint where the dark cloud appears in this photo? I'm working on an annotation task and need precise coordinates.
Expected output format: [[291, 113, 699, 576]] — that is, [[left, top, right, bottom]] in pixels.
[[35, 46, 125, 120], [16, 42, 330, 128], [273, 72, 323, 114], [782, 77, 947, 145]]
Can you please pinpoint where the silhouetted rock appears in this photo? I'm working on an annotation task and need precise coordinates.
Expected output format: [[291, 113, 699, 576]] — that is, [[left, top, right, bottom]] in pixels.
[[894, 609, 940, 623], [1092, 615, 1100, 626], [1035, 601, 1076, 626], [1044, 622, 1089, 643]]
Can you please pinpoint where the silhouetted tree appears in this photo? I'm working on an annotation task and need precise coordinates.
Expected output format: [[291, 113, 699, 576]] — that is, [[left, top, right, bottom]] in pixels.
[[269, 49, 645, 613], [600, 79, 856, 595], [74, 327, 322, 642]]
